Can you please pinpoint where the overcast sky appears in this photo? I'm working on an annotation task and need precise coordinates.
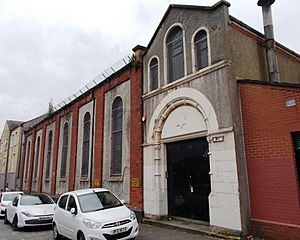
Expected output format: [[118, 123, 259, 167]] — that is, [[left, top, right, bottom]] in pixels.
[[0, 0, 299, 132]]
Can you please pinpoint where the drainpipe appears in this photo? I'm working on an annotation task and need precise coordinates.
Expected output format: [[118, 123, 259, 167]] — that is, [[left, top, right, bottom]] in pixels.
[[89, 93, 96, 188], [257, 0, 280, 82]]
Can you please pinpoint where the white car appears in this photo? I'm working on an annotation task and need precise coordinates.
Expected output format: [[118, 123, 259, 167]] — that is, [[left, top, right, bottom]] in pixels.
[[4, 193, 55, 230], [53, 188, 139, 240], [0, 191, 24, 217]]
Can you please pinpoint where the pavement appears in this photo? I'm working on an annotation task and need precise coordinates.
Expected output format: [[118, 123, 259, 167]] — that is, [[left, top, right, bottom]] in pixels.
[[0, 219, 222, 240]]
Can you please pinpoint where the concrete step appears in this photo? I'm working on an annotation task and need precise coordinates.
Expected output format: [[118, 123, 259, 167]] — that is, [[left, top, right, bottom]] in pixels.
[[143, 218, 242, 240]]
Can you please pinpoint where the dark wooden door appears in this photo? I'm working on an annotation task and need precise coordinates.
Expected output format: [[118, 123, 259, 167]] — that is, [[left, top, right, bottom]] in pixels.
[[167, 137, 211, 221]]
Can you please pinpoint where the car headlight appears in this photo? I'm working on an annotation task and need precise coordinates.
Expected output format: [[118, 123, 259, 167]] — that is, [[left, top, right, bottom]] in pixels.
[[82, 218, 101, 229], [21, 211, 35, 217], [130, 210, 136, 221]]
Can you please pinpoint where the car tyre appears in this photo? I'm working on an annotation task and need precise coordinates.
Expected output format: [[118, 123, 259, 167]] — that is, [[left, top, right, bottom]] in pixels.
[[12, 215, 19, 231], [53, 223, 62, 240], [4, 211, 9, 224], [78, 232, 86, 240]]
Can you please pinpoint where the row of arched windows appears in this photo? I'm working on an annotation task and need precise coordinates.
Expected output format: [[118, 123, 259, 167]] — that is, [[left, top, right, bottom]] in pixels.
[[25, 97, 124, 182], [149, 26, 209, 92]]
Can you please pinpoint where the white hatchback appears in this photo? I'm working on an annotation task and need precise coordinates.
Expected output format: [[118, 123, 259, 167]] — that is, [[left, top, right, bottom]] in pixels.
[[0, 191, 24, 217], [5, 193, 55, 230], [53, 188, 139, 240]]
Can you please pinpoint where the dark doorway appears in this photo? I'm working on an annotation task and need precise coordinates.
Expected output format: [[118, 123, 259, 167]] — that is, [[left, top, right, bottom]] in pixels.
[[167, 137, 211, 221]]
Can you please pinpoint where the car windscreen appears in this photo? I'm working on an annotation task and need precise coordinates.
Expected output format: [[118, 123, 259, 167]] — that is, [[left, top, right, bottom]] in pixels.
[[20, 195, 54, 205], [2, 193, 22, 201], [78, 191, 122, 213]]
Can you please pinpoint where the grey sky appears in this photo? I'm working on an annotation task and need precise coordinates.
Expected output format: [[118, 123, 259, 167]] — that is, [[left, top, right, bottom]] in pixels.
[[0, 0, 299, 131]]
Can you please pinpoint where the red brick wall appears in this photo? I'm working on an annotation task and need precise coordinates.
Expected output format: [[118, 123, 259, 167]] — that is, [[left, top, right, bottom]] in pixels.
[[239, 82, 300, 239], [129, 66, 143, 211], [20, 63, 143, 211]]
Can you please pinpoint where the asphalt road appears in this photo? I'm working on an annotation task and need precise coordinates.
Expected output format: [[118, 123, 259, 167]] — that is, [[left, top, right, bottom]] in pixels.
[[0, 220, 220, 240]]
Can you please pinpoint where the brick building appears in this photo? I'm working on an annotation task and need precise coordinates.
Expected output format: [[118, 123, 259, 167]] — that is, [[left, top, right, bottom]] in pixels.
[[20, 49, 144, 217], [17, 0, 300, 239], [240, 81, 300, 239]]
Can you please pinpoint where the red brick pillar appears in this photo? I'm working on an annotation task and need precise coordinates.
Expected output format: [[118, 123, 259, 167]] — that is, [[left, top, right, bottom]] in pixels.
[[51, 116, 61, 195], [28, 130, 36, 193], [38, 126, 46, 193]]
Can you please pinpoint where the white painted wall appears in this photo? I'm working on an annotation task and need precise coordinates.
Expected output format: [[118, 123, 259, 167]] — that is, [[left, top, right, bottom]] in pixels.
[[75, 101, 94, 190], [102, 80, 131, 203], [56, 113, 72, 194]]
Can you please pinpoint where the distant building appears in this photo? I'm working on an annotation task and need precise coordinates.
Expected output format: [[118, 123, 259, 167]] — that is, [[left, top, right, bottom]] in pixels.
[[0, 120, 23, 190]]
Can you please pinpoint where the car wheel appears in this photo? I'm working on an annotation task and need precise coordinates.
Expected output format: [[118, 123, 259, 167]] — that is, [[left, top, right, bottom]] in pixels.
[[52, 223, 62, 240], [12, 215, 19, 231], [4, 211, 9, 224], [78, 232, 86, 240]]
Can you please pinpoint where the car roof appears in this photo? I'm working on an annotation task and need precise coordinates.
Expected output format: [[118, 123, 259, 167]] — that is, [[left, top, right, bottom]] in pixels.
[[64, 188, 109, 196]]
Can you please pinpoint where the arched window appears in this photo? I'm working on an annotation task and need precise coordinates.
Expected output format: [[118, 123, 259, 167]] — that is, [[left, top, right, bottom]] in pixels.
[[34, 137, 40, 179], [81, 112, 91, 177], [45, 131, 53, 179], [111, 97, 123, 176], [149, 57, 159, 91], [60, 122, 69, 178], [24, 142, 31, 179], [166, 26, 184, 83], [194, 30, 208, 70]]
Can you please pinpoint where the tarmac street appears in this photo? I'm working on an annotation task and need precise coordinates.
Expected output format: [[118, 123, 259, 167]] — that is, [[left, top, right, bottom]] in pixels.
[[0, 221, 221, 240]]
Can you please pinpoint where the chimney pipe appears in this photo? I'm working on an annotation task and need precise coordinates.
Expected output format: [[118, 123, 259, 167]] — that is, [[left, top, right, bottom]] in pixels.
[[257, 0, 280, 82]]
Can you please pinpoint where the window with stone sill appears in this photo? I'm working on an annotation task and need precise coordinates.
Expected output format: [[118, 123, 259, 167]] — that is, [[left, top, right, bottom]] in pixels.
[[24, 141, 31, 179], [60, 122, 69, 178], [81, 112, 91, 178], [166, 26, 184, 83], [45, 130, 53, 179], [194, 29, 208, 71], [33, 136, 41, 179], [149, 57, 159, 91], [111, 97, 123, 176]]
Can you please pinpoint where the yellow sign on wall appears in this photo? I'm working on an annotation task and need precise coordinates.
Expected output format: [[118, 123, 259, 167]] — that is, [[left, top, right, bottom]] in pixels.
[[131, 178, 139, 188]]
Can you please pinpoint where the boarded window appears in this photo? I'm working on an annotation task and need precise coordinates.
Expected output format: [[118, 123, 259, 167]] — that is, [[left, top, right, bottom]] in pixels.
[[194, 30, 208, 70], [292, 132, 300, 187], [111, 97, 123, 176], [34, 137, 40, 179], [60, 122, 69, 178], [45, 130, 53, 179], [150, 58, 159, 91], [81, 112, 91, 177], [24, 142, 31, 179], [167, 26, 184, 83]]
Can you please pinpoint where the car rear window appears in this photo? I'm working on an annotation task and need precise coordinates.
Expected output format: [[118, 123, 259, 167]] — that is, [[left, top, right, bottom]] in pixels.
[[2, 193, 22, 201], [78, 191, 122, 213], [20, 195, 54, 205]]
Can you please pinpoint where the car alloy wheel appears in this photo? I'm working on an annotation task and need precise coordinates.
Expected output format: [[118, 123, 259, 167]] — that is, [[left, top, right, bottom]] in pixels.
[[53, 223, 61, 240], [12, 215, 19, 231]]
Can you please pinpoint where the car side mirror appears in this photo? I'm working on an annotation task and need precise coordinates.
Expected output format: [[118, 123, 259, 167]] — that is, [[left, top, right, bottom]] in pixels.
[[70, 208, 77, 215], [120, 199, 125, 204]]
